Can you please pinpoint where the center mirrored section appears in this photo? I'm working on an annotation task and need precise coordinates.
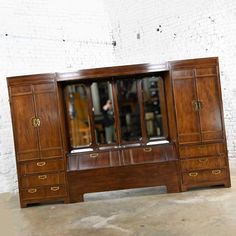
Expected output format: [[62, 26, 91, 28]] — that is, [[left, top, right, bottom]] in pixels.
[[117, 79, 141, 142], [91, 81, 116, 145]]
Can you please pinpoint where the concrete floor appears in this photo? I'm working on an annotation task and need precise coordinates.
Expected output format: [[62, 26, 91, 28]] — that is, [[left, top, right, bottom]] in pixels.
[[1, 161, 236, 236]]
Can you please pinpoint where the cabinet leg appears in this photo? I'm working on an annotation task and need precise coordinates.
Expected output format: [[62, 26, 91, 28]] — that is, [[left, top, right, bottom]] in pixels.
[[20, 202, 28, 208], [69, 194, 84, 203], [224, 181, 231, 188], [166, 184, 180, 193], [180, 184, 188, 192]]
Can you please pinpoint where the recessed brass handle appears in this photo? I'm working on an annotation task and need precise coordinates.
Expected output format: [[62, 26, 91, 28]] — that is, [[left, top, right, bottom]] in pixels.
[[192, 100, 199, 111], [198, 100, 203, 110], [143, 147, 152, 152], [36, 118, 41, 127], [212, 170, 221, 175], [189, 172, 198, 177], [50, 186, 60, 191], [28, 188, 37, 193], [32, 117, 38, 127], [89, 153, 99, 158], [38, 175, 47, 180], [36, 161, 46, 167], [198, 158, 208, 163]]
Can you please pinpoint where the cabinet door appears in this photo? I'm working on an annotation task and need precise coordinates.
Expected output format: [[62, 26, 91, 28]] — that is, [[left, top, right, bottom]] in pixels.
[[196, 67, 224, 142], [172, 70, 201, 144], [34, 83, 63, 159], [10, 85, 39, 161]]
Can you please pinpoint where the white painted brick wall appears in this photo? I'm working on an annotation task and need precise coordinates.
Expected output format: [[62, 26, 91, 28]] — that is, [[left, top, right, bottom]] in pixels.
[[105, 0, 236, 158], [0, 0, 114, 193]]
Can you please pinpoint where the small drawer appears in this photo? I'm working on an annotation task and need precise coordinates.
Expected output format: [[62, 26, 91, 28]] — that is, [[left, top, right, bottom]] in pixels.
[[21, 187, 45, 200], [19, 159, 65, 175], [179, 143, 225, 159], [46, 185, 67, 198], [68, 150, 120, 170], [125, 145, 175, 165], [182, 169, 227, 185], [181, 156, 226, 171], [21, 172, 65, 188]]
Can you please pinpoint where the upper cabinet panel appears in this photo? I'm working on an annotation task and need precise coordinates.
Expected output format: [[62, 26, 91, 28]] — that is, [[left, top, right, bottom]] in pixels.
[[170, 58, 225, 144], [196, 72, 224, 142], [172, 71, 201, 144], [10, 89, 39, 161]]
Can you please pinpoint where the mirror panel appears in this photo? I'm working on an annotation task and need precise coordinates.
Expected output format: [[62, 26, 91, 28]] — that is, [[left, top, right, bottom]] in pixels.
[[142, 76, 165, 139], [91, 81, 116, 144], [117, 79, 141, 142], [64, 84, 91, 148]]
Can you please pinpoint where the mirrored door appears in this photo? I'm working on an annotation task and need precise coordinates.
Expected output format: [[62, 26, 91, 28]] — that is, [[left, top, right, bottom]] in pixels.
[[64, 84, 92, 148], [91, 81, 116, 145], [117, 79, 142, 142], [142, 76, 166, 139]]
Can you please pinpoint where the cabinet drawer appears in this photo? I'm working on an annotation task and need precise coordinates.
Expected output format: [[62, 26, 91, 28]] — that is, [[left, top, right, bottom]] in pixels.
[[181, 156, 226, 171], [21, 185, 67, 201], [19, 159, 65, 175], [45, 185, 67, 198], [21, 187, 44, 200], [124, 145, 176, 165], [179, 143, 225, 159], [21, 172, 65, 188], [68, 150, 120, 170], [182, 169, 227, 185]]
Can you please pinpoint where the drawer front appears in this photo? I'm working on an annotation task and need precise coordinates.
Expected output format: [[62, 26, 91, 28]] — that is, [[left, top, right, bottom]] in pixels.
[[127, 147, 166, 164], [21, 187, 45, 200], [179, 143, 225, 159], [21, 172, 65, 188], [45, 185, 67, 198], [181, 155, 226, 171], [21, 185, 67, 201], [183, 169, 227, 185], [68, 150, 120, 170], [19, 159, 65, 175], [122, 144, 176, 165]]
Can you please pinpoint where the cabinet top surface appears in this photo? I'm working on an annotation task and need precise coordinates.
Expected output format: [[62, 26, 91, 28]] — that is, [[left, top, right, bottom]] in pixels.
[[7, 57, 218, 83]]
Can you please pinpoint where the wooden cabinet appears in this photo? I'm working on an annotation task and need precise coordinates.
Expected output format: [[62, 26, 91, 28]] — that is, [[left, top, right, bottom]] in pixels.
[[170, 57, 231, 190], [7, 57, 231, 207], [8, 74, 69, 207]]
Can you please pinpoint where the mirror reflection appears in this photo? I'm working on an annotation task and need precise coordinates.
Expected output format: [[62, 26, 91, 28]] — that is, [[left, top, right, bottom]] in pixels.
[[64, 84, 91, 148], [117, 79, 141, 142], [91, 81, 116, 144], [142, 76, 165, 139]]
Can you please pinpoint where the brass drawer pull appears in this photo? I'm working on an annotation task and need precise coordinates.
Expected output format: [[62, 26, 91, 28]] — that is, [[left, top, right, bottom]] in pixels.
[[212, 170, 221, 175], [28, 188, 37, 193], [89, 153, 99, 158], [37, 161, 46, 167], [198, 158, 208, 163], [38, 175, 47, 180], [143, 147, 152, 152], [189, 172, 198, 177], [50, 186, 60, 191]]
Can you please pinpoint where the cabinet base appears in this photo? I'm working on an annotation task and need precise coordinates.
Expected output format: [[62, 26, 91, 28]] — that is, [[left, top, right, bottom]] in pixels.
[[68, 161, 181, 203]]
